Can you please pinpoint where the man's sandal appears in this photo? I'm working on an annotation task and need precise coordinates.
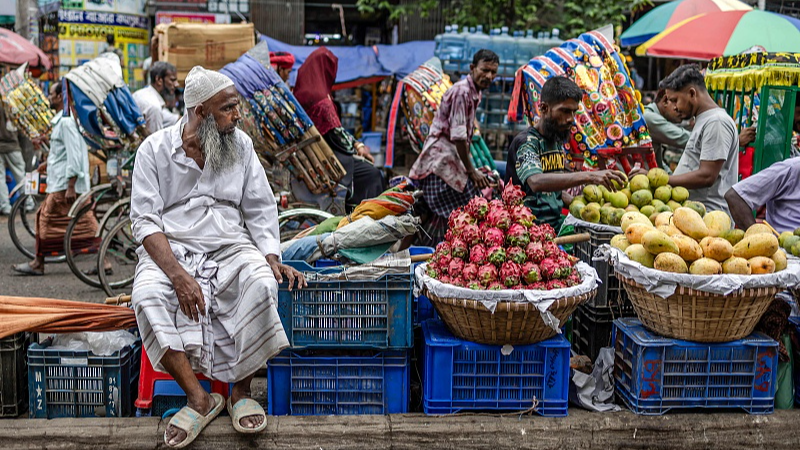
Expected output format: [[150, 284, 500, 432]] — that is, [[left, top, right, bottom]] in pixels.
[[164, 393, 225, 449], [227, 397, 268, 434]]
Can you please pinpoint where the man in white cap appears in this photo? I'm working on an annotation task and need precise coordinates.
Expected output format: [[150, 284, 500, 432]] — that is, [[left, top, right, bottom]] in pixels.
[[130, 65, 306, 448]]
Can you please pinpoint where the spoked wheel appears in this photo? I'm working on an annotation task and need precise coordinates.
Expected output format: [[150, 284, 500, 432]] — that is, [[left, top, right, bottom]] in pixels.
[[278, 208, 334, 241], [98, 217, 138, 297], [8, 194, 65, 263], [65, 201, 114, 289]]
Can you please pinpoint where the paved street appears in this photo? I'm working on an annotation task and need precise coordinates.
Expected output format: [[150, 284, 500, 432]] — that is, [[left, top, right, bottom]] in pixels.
[[0, 215, 111, 303]]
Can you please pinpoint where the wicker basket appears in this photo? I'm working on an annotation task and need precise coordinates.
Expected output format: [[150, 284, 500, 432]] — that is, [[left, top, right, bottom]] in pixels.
[[423, 288, 596, 345], [616, 273, 779, 342]]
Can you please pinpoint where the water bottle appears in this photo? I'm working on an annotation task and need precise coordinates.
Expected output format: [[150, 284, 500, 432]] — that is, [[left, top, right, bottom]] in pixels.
[[495, 26, 515, 76], [468, 25, 491, 64]]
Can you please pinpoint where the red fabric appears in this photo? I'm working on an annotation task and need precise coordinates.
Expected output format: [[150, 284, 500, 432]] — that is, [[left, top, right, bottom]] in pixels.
[[0, 29, 52, 69], [294, 47, 342, 135], [739, 145, 755, 179], [269, 51, 295, 70]]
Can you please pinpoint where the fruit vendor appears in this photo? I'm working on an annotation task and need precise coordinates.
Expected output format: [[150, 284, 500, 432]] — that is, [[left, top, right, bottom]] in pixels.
[[133, 61, 181, 134], [657, 64, 739, 215], [129, 66, 306, 447], [410, 49, 499, 245], [506, 77, 626, 230], [294, 47, 386, 211], [643, 88, 690, 172], [725, 156, 800, 231], [12, 81, 101, 276], [269, 51, 295, 83]]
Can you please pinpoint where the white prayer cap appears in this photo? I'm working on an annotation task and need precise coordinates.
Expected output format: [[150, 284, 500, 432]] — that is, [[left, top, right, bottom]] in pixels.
[[184, 66, 234, 109]]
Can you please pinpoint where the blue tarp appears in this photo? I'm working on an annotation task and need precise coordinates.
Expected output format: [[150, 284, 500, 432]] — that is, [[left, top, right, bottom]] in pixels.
[[260, 35, 435, 87]]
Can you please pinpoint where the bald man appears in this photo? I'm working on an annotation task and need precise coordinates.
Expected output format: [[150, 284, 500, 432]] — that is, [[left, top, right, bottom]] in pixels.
[[130, 66, 305, 447]]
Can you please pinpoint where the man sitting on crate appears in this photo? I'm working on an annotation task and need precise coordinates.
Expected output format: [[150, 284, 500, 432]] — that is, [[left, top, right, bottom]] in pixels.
[[130, 65, 306, 447]]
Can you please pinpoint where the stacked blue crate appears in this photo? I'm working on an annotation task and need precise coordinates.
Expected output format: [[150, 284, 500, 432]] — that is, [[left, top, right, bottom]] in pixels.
[[613, 318, 778, 415]]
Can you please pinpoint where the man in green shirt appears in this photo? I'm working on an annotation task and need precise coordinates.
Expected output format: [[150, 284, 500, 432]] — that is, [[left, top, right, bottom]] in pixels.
[[643, 88, 691, 172], [506, 77, 625, 230]]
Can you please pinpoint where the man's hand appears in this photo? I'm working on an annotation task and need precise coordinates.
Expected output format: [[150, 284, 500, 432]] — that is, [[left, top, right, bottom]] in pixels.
[[356, 143, 375, 163], [64, 186, 77, 205], [584, 170, 626, 191], [267, 255, 307, 291], [469, 169, 490, 189], [36, 162, 47, 174], [627, 167, 648, 178], [171, 270, 206, 322], [739, 126, 756, 147]]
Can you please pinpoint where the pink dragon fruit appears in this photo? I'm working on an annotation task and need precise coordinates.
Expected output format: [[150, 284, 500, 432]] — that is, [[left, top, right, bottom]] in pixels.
[[487, 245, 506, 265], [439, 274, 452, 285], [469, 244, 487, 265], [539, 224, 556, 241], [543, 241, 560, 259], [448, 257, 465, 277], [435, 241, 452, 256], [565, 271, 582, 287], [539, 257, 572, 280], [521, 262, 541, 285], [444, 230, 454, 242], [507, 246, 527, 264], [450, 238, 468, 259], [525, 242, 546, 263], [487, 281, 505, 291], [529, 281, 547, 290], [463, 263, 479, 281], [433, 254, 451, 273], [450, 277, 466, 288], [506, 223, 530, 247], [509, 205, 535, 227], [478, 264, 498, 285], [465, 196, 489, 220], [426, 266, 439, 278], [502, 183, 525, 206], [554, 256, 575, 278], [468, 281, 483, 290], [488, 199, 505, 214], [449, 210, 475, 235], [483, 227, 505, 247], [500, 261, 522, 287], [461, 224, 482, 246], [487, 207, 511, 230], [547, 279, 568, 290]]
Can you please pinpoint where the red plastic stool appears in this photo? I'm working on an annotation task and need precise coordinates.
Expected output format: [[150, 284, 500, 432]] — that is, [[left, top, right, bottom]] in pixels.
[[135, 345, 230, 411]]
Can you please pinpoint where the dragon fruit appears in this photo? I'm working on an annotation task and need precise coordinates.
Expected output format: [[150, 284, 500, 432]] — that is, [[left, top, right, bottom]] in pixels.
[[487, 207, 511, 230], [449, 210, 475, 235], [554, 256, 575, 278], [468, 281, 483, 290], [426, 266, 439, 278], [543, 241, 560, 259], [525, 242, 546, 263], [439, 274, 452, 285], [529, 281, 547, 290], [502, 183, 525, 206], [465, 196, 489, 220], [487, 281, 505, 291], [488, 199, 505, 214], [444, 230, 454, 242], [547, 279, 567, 290], [539, 257, 572, 280], [506, 223, 530, 247], [448, 258, 465, 277], [463, 263, 479, 281], [487, 245, 506, 265], [469, 244, 487, 265], [539, 224, 556, 241], [435, 241, 452, 256], [478, 264, 498, 285], [521, 262, 541, 285], [461, 224, 482, 246], [500, 261, 522, 287], [450, 238, 468, 259], [483, 227, 505, 247], [507, 246, 527, 264], [509, 205, 535, 227], [450, 277, 466, 287], [433, 254, 451, 273], [565, 271, 582, 287]]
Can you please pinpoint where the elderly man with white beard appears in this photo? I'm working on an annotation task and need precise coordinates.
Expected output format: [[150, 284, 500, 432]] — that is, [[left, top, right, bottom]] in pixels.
[[130, 66, 306, 448]]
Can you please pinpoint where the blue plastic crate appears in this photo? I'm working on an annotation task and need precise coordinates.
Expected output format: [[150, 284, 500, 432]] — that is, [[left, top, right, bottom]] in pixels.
[[360, 131, 382, 154], [28, 341, 141, 418], [421, 319, 570, 417], [267, 350, 410, 415], [613, 318, 778, 415], [413, 294, 438, 326], [279, 261, 413, 349], [788, 317, 800, 405]]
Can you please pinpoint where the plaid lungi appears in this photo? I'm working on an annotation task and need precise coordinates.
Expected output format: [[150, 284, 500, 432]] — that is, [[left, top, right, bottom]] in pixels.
[[415, 174, 477, 247]]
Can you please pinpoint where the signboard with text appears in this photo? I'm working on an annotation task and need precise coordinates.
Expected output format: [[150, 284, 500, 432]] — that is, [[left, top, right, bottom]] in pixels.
[[155, 11, 231, 25]]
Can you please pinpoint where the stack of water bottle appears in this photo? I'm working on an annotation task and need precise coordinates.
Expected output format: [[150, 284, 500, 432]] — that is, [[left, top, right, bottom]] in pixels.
[[434, 25, 564, 131]]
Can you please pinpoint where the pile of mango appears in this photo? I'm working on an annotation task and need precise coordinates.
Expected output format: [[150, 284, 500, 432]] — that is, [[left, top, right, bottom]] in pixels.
[[570, 168, 701, 227], [610, 206, 786, 275], [778, 230, 800, 257]]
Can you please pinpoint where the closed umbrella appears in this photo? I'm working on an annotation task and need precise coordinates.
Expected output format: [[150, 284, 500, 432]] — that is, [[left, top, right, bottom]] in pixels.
[[636, 10, 800, 60], [620, 0, 751, 47], [0, 29, 52, 69]]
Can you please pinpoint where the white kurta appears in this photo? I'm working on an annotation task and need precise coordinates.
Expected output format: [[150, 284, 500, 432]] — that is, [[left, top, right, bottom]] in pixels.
[[132, 86, 180, 134], [129, 118, 287, 382]]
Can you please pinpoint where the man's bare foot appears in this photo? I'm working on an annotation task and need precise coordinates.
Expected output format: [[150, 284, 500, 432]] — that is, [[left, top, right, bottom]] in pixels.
[[165, 391, 215, 446], [229, 391, 264, 430]]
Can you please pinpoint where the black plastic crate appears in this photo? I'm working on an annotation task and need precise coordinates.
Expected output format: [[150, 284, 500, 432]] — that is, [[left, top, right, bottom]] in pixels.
[[0, 333, 30, 417], [573, 224, 629, 313], [572, 303, 636, 362]]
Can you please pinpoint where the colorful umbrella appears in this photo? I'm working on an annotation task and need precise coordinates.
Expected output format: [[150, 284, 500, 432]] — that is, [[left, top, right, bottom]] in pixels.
[[0, 29, 52, 69], [620, 0, 751, 47], [636, 10, 800, 60]]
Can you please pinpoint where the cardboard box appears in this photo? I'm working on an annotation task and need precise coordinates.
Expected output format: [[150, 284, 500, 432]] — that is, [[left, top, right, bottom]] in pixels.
[[155, 23, 255, 83]]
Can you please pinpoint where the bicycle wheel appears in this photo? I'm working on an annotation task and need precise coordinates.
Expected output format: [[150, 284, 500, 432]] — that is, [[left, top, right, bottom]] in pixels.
[[97, 197, 130, 236], [8, 194, 38, 260], [278, 208, 334, 241], [99, 217, 138, 297], [64, 203, 104, 288]]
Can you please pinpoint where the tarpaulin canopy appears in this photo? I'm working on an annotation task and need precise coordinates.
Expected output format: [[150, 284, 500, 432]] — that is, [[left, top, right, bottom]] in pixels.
[[0, 28, 52, 69], [260, 35, 435, 89]]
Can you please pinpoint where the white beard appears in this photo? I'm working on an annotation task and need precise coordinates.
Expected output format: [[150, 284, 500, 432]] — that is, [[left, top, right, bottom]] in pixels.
[[198, 115, 242, 174]]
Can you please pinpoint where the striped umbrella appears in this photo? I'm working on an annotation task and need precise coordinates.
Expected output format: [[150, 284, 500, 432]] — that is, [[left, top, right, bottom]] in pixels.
[[636, 10, 800, 60], [620, 0, 751, 47]]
